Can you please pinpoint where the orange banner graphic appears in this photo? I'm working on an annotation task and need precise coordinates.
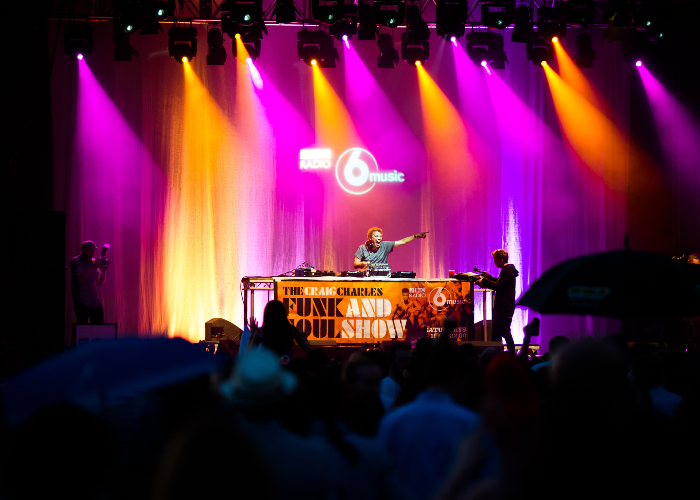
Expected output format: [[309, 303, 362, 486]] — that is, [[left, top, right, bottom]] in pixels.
[[275, 279, 474, 343]]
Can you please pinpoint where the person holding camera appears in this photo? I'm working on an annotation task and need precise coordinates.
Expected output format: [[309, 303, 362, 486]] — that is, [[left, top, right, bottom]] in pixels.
[[70, 240, 109, 324], [477, 249, 519, 352]]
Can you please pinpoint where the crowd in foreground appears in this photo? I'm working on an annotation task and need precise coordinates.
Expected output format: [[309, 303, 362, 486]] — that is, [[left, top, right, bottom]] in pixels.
[[1, 307, 698, 500]]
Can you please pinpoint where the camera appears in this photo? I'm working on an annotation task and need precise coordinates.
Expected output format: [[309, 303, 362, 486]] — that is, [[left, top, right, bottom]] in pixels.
[[98, 244, 110, 268]]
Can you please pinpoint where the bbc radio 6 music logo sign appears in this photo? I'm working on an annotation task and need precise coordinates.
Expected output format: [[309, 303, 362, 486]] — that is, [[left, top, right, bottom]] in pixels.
[[335, 148, 405, 195], [428, 287, 452, 312], [300, 148, 406, 195]]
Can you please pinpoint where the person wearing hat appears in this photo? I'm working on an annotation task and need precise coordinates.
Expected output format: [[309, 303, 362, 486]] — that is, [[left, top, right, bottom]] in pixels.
[[220, 350, 342, 500]]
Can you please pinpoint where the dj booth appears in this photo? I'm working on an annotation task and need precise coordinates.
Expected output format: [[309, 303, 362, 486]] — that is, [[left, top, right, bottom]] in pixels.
[[241, 276, 490, 343]]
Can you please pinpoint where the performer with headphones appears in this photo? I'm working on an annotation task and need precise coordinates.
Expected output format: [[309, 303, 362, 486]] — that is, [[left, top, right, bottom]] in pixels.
[[353, 227, 428, 271]]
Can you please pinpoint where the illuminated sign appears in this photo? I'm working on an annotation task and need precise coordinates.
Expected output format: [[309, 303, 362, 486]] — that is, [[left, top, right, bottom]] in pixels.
[[299, 148, 331, 169], [300, 147, 406, 195]]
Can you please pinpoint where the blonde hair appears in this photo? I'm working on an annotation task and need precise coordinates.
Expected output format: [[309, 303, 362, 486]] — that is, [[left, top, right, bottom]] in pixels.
[[492, 249, 509, 262]]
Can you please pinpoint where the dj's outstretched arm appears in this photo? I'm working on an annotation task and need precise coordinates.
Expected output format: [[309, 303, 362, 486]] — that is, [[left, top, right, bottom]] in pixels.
[[394, 231, 429, 247]]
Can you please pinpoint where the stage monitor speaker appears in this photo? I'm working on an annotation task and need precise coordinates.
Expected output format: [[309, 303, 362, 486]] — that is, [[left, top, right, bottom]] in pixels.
[[72, 323, 117, 346], [205, 318, 242, 341]]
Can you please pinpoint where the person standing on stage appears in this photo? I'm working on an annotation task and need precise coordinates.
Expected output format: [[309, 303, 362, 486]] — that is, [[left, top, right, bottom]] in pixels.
[[353, 227, 428, 271], [70, 240, 109, 324], [477, 249, 519, 352]]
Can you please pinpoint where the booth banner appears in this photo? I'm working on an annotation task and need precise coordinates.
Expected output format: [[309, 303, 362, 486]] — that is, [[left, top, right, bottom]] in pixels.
[[275, 280, 474, 343]]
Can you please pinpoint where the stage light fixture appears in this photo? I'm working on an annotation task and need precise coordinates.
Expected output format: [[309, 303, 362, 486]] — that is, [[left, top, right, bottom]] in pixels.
[[168, 26, 198, 63], [563, 1, 594, 28], [207, 28, 227, 65], [235, 36, 262, 60], [480, 1, 514, 30], [330, 20, 357, 42], [526, 36, 554, 66], [358, 4, 379, 40], [374, 1, 405, 29], [466, 31, 508, 69], [297, 30, 339, 68], [402, 42, 429, 66], [63, 23, 93, 59], [436, 0, 467, 40], [141, 1, 173, 34], [574, 32, 596, 68], [621, 29, 658, 65], [221, 0, 267, 60], [221, 0, 263, 26], [636, 60, 642, 67], [273, 0, 300, 23], [537, 6, 566, 41], [511, 4, 532, 43], [151, 1, 171, 20], [402, 5, 431, 41], [221, 0, 267, 37], [113, 6, 141, 35], [113, 29, 139, 61], [312, 0, 345, 24], [377, 32, 399, 68], [400, 5, 430, 65], [328, 3, 359, 41]]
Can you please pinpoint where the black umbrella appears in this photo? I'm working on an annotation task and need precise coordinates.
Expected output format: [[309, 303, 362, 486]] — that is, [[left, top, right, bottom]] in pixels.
[[1, 338, 223, 427], [517, 250, 700, 318]]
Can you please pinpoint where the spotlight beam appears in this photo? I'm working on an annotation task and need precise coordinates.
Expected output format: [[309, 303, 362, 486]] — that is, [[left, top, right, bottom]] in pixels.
[[312, 64, 362, 152], [542, 62, 627, 190]]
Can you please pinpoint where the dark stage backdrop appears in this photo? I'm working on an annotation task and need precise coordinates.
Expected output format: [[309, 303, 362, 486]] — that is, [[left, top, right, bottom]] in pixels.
[[50, 22, 699, 348]]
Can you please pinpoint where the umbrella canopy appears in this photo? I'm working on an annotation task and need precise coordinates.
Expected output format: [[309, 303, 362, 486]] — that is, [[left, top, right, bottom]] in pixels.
[[1, 338, 223, 427], [517, 250, 700, 318]]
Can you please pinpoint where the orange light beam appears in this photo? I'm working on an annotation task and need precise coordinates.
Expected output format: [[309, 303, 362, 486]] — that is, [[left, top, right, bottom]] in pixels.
[[415, 63, 476, 278], [415, 63, 471, 175], [552, 41, 604, 110], [159, 61, 229, 341], [311, 64, 362, 152], [542, 62, 627, 190]]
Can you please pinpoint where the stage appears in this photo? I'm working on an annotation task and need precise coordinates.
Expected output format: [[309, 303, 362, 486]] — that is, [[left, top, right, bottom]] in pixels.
[[8, 8, 694, 352]]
